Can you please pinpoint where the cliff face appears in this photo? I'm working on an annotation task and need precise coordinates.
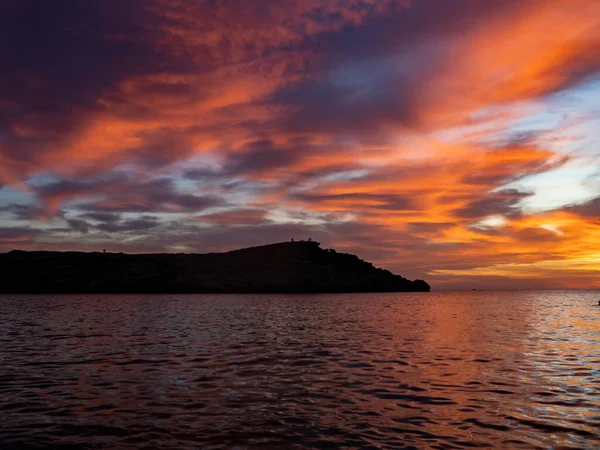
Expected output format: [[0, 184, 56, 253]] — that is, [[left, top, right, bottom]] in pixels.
[[0, 241, 430, 293]]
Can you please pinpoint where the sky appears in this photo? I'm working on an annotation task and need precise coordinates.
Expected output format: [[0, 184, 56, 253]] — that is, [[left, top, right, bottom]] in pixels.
[[1, 0, 600, 289]]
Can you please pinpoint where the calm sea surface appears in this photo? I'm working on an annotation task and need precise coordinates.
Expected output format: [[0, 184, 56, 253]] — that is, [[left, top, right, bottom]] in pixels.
[[0, 291, 599, 449]]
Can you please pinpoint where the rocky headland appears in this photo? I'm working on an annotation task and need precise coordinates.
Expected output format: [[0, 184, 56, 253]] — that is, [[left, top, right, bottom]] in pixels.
[[0, 241, 430, 293]]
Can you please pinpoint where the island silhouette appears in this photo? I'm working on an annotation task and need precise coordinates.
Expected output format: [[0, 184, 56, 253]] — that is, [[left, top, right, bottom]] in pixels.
[[0, 240, 430, 293]]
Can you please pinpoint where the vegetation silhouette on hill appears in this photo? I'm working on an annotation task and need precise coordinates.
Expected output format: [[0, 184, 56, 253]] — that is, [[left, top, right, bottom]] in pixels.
[[0, 240, 430, 293]]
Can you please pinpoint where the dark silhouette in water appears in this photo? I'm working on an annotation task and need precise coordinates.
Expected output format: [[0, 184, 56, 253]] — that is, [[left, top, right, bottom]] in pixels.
[[0, 241, 430, 293]]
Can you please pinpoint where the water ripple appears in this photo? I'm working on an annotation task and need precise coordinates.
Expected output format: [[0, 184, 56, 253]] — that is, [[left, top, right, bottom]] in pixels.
[[0, 291, 599, 449]]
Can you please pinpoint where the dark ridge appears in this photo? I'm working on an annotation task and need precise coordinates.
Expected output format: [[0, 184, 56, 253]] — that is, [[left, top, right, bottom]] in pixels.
[[0, 241, 430, 293]]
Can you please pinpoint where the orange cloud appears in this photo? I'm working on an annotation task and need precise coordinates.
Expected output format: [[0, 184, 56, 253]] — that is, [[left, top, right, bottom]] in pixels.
[[2, 0, 600, 288], [417, 0, 600, 128]]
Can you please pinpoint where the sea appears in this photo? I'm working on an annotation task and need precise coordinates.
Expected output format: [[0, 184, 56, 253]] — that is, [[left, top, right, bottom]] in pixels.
[[0, 291, 599, 449]]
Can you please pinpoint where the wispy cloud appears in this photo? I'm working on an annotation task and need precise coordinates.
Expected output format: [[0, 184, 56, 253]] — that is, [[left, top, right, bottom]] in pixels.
[[1, 0, 600, 287]]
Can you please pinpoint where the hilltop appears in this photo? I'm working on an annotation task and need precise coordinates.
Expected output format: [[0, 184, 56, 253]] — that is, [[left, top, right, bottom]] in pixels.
[[0, 241, 430, 293]]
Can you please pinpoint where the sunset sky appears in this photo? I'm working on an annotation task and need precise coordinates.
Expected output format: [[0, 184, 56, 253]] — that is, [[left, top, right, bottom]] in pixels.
[[1, 0, 600, 289]]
